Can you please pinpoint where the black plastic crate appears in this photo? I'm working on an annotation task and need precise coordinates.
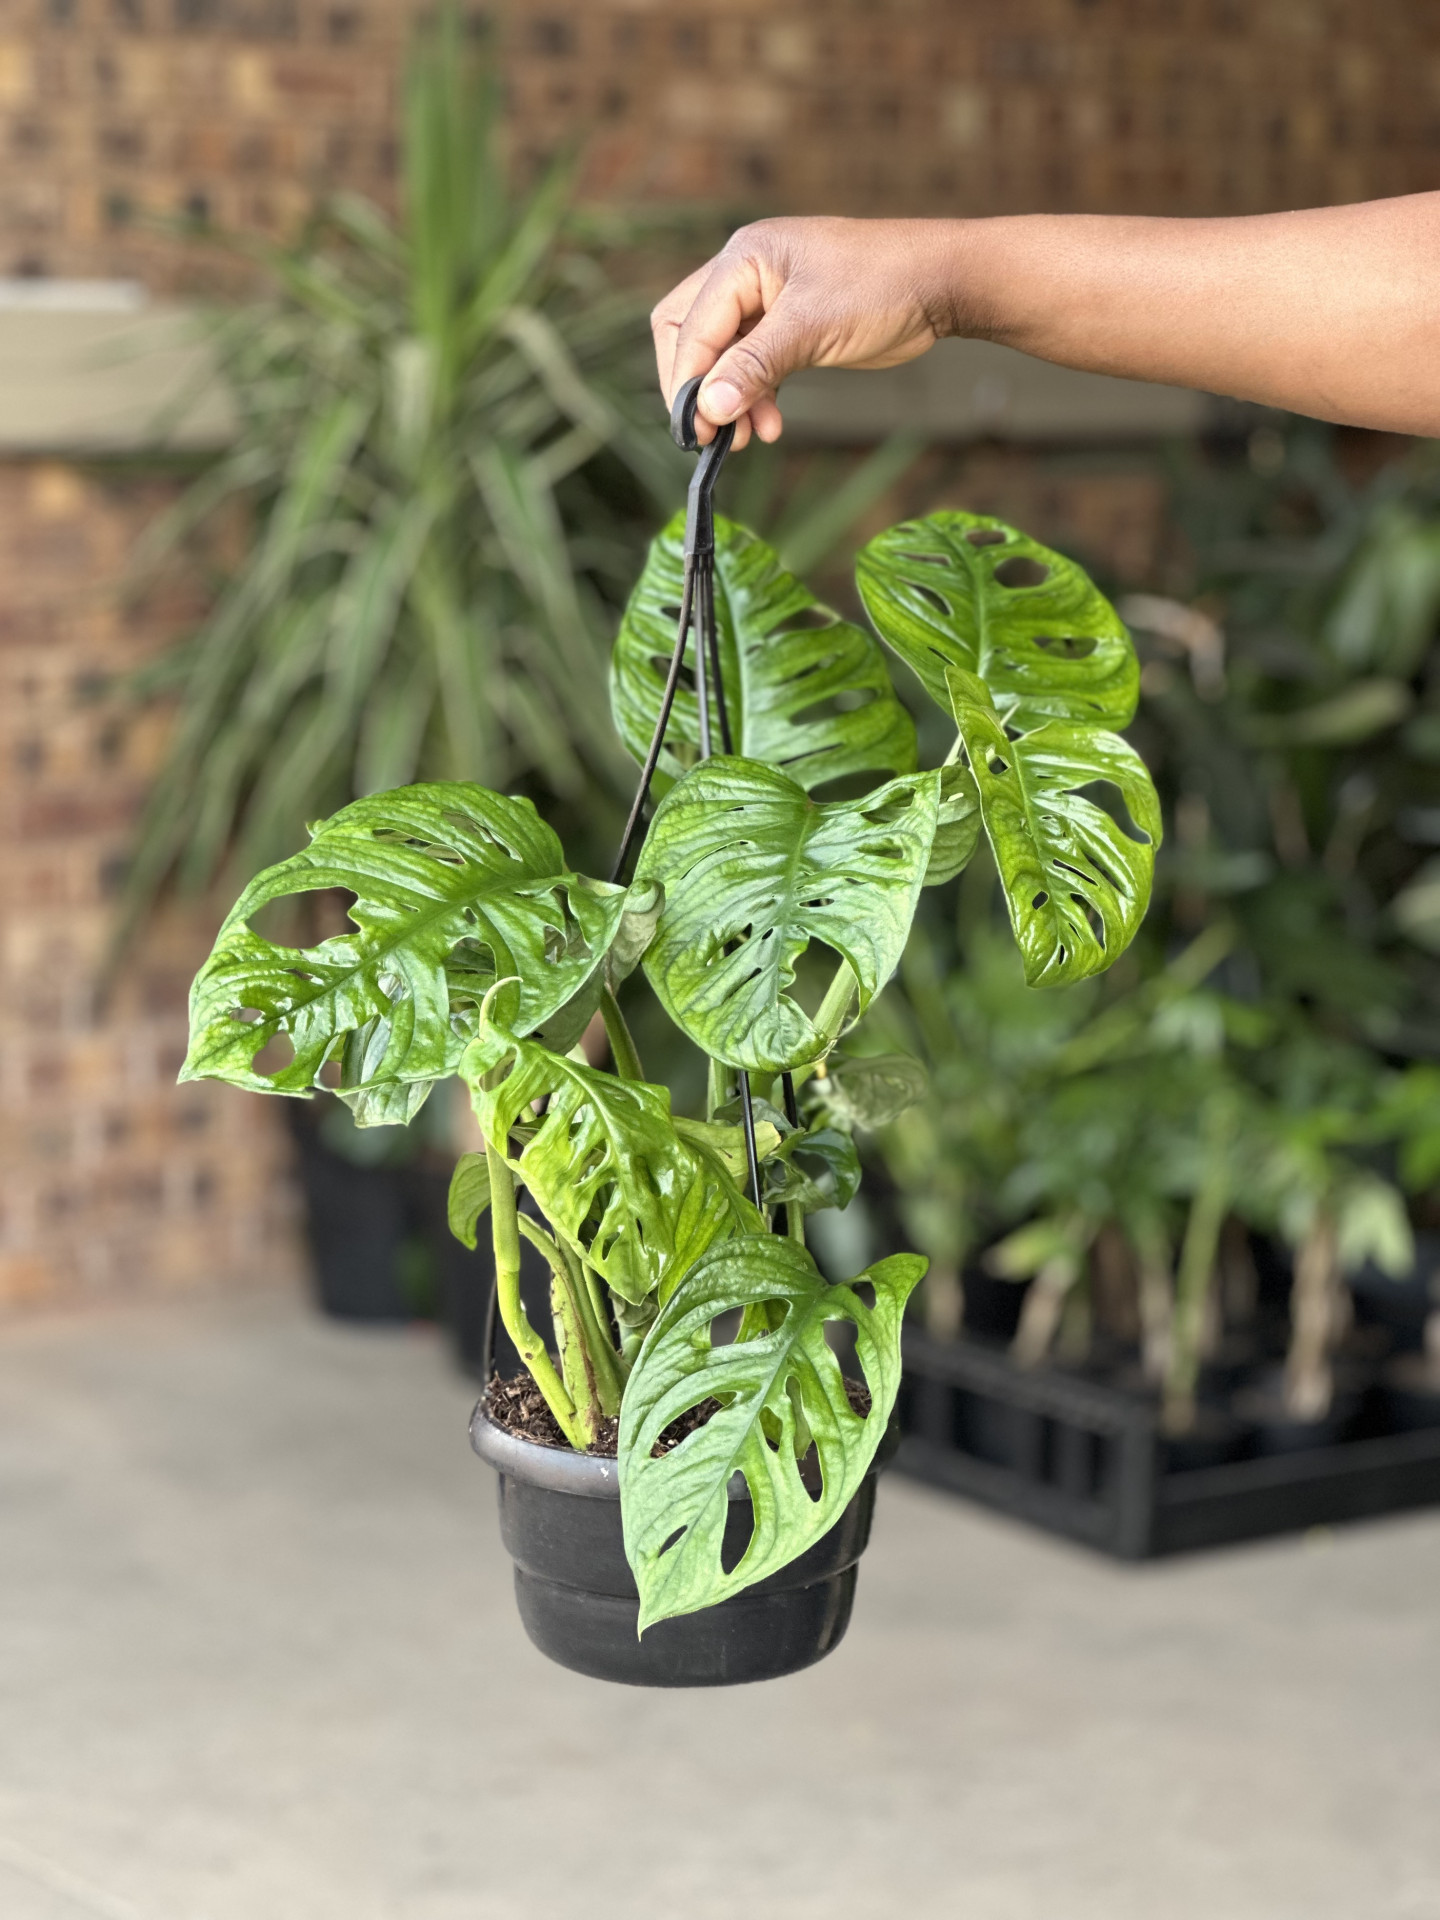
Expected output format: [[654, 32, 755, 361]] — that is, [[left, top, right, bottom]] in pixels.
[[898, 1329, 1440, 1559]]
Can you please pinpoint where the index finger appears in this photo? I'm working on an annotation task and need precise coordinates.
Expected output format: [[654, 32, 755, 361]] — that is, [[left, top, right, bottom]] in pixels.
[[651, 259, 719, 406]]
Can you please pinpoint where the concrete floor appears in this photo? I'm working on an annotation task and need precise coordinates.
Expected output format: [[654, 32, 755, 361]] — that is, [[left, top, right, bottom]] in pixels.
[[1, 1292, 1438, 1920]]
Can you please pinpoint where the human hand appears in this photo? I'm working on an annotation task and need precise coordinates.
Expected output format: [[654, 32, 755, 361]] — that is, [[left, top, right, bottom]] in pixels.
[[651, 216, 966, 447]]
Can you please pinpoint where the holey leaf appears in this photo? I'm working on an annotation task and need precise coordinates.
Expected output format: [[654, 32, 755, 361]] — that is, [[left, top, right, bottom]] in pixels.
[[619, 1235, 925, 1630], [611, 512, 917, 793], [635, 756, 940, 1074], [948, 669, 1161, 987], [927, 761, 982, 886], [461, 1013, 761, 1304], [181, 783, 626, 1108], [857, 510, 1138, 731]]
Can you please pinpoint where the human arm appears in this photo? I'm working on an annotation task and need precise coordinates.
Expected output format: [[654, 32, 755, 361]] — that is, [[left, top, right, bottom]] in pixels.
[[652, 198, 1440, 446]]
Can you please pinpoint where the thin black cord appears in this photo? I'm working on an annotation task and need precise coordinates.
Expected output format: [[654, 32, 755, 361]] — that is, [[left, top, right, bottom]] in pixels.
[[610, 562, 695, 885], [781, 1072, 799, 1129], [704, 567, 733, 755], [693, 554, 760, 1209], [694, 555, 712, 760]]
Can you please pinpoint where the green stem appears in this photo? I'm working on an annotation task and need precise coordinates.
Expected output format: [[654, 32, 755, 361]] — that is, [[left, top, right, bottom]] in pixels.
[[575, 1254, 629, 1396], [485, 1143, 586, 1449], [514, 1214, 613, 1430], [561, 1239, 624, 1415], [599, 983, 644, 1082], [789, 961, 857, 1096], [612, 1290, 656, 1371], [549, 1271, 602, 1444], [786, 1200, 806, 1245], [706, 1056, 731, 1121], [813, 959, 857, 1052]]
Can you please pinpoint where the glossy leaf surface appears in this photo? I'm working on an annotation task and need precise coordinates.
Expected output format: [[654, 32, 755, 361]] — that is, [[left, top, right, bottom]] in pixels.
[[763, 1124, 863, 1215], [926, 761, 982, 885], [461, 1011, 761, 1303], [181, 783, 625, 1104], [635, 756, 939, 1073], [857, 511, 1138, 731], [611, 513, 917, 792], [948, 669, 1162, 988], [619, 1235, 925, 1629]]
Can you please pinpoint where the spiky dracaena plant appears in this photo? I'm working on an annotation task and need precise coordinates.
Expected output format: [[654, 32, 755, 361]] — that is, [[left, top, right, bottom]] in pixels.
[[179, 507, 1159, 1628], [119, 7, 681, 950]]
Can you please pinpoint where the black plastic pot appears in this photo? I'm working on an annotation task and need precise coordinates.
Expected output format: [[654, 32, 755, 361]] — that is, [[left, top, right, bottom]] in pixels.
[[470, 1397, 897, 1687], [1161, 1406, 1250, 1474], [1223, 1372, 1362, 1457], [1350, 1234, 1440, 1353], [1378, 1356, 1440, 1434], [288, 1112, 412, 1321]]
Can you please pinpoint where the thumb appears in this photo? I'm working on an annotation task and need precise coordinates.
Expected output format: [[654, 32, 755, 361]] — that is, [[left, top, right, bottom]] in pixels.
[[697, 302, 811, 426]]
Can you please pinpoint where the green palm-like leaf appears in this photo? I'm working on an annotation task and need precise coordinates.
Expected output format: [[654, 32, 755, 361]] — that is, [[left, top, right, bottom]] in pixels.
[[635, 756, 940, 1073], [181, 782, 626, 1102], [619, 1234, 925, 1629], [857, 510, 1138, 730], [461, 1012, 762, 1304], [611, 513, 917, 792], [948, 669, 1162, 987]]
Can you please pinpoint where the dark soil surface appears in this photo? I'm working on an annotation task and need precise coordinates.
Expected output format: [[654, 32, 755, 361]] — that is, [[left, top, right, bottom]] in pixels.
[[484, 1370, 872, 1458]]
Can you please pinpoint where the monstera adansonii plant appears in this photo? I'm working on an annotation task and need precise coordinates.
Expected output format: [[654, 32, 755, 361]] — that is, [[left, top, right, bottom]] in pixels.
[[180, 508, 1160, 1630]]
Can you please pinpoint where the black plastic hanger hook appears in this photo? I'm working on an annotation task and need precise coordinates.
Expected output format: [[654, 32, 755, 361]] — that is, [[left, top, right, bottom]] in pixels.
[[671, 374, 735, 562]]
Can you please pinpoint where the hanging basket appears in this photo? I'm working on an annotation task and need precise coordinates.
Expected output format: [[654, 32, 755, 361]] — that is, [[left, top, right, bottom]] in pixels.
[[470, 376, 893, 1684], [471, 1403, 897, 1686]]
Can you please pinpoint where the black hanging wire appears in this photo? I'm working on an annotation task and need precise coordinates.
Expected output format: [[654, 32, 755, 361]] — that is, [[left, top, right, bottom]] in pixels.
[[609, 564, 694, 885], [607, 378, 764, 1211], [489, 386, 756, 1381]]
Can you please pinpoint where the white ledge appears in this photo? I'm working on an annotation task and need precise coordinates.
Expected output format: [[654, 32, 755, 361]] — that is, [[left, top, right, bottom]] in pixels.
[[0, 290, 1206, 457], [779, 337, 1208, 444]]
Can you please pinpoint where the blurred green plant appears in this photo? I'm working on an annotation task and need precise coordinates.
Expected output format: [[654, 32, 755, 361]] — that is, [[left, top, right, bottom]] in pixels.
[[117, 0, 922, 1095], [870, 421, 1440, 1429], [1124, 422, 1440, 1053], [118, 5, 683, 951]]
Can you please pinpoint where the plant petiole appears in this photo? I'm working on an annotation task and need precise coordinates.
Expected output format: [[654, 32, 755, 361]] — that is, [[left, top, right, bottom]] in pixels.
[[599, 982, 644, 1082], [485, 1143, 587, 1448]]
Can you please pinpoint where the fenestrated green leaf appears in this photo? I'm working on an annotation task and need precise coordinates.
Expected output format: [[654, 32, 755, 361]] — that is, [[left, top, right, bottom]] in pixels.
[[673, 1115, 784, 1183], [764, 1124, 862, 1214], [607, 878, 663, 984], [926, 761, 982, 885], [635, 756, 940, 1074], [811, 1051, 930, 1131], [447, 1150, 492, 1249], [461, 1011, 762, 1303], [611, 513, 917, 793], [181, 782, 627, 1100], [948, 668, 1162, 988], [619, 1235, 925, 1630], [857, 510, 1139, 731]]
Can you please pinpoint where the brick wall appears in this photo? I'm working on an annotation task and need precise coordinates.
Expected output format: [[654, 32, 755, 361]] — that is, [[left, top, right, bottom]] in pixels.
[[1, 0, 1432, 1312], [0, 461, 302, 1309], [0, 0, 1436, 287]]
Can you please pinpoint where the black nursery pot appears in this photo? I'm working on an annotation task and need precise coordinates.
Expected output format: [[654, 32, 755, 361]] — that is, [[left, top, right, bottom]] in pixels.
[[287, 1109, 412, 1321], [470, 1398, 897, 1688]]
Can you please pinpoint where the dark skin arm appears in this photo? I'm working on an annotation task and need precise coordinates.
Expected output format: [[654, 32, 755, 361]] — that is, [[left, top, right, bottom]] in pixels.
[[652, 199, 1440, 446]]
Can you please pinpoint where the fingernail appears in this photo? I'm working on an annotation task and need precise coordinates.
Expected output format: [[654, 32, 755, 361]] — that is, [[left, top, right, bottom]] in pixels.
[[702, 379, 742, 421]]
